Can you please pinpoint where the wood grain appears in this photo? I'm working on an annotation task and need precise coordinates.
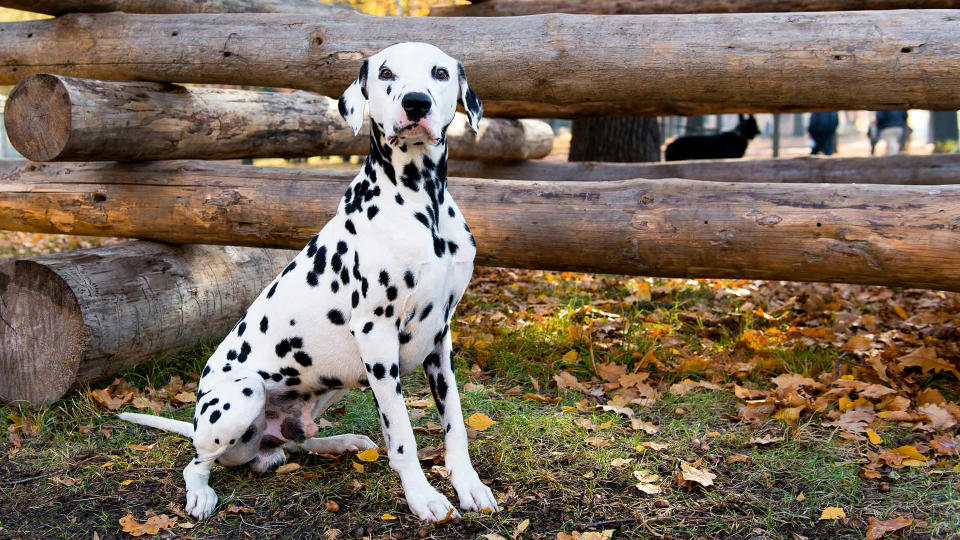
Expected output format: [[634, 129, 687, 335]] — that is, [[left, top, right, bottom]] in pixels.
[[0, 10, 957, 116], [4, 74, 553, 162], [448, 154, 960, 184], [0, 0, 347, 15], [0, 240, 294, 405], [2, 159, 959, 293], [432, 0, 960, 16]]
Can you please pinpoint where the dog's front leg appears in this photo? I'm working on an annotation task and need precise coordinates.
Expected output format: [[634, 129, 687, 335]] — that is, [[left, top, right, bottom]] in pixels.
[[183, 457, 217, 519], [351, 318, 459, 522], [426, 332, 499, 513]]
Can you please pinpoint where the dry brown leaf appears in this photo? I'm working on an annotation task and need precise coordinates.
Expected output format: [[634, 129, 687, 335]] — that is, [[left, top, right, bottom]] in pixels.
[[276, 463, 301, 474], [748, 434, 784, 446], [898, 346, 960, 379], [119, 513, 176, 536], [553, 371, 584, 392], [636, 441, 669, 452], [324, 500, 339, 513], [466, 412, 497, 432], [930, 434, 960, 456], [726, 454, 753, 466], [866, 515, 914, 540], [596, 362, 628, 383], [585, 437, 611, 448], [174, 391, 197, 403], [677, 462, 715, 488], [917, 403, 957, 431]]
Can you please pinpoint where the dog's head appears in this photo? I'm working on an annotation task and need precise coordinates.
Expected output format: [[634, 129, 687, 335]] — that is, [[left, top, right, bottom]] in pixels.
[[338, 42, 483, 147], [736, 114, 760, 140]]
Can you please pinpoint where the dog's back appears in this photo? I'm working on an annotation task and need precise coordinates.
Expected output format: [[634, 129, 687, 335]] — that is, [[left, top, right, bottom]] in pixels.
[[665, 115, 758, 162]]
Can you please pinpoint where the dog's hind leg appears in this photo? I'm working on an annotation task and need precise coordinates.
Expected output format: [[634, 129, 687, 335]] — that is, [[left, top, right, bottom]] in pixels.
[[424, 331, 498, 513], [283, 389, 377, 455]]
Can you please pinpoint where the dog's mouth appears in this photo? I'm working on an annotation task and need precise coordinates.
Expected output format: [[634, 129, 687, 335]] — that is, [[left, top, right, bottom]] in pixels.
[[389, 123, 441, 146]]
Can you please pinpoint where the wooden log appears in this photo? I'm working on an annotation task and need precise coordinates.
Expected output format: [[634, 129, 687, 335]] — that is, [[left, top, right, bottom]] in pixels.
[[0, 0, 347, 15], [448, 154, 960, 185], [0, 10, 958, 117], [2, 159, 960, 294], [0, 240, 295, 405], [3, 74, 552, 162], [432, 0, 960, 16]]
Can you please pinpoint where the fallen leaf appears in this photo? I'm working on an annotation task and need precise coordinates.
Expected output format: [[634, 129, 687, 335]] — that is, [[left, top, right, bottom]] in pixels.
[[585, 437, 611, 448], [276, 463, 301, 474], [553, 371, 584, 392], [324, 529, 341, 539], [726, 454, 753, 466], [356, 448, 379, 462], [596, 362, 627, 383], [677, 461, 715, 488], [892, 445, 927, 462], [636, 442, 669, 452], [351, 462, 364, 473], [174, 391, 196, 403], [324, 500, 339, 513], [466, 412, 497, 432], [930, 434, 959, 456], [866, 429, 883, 445], [119, 513, 176, 536], [898, 346, 960, 380], [127, 443, 154, 452], [819, 507, 846, 520], [747, 434, 783, 446], [866, 515, 914, 540], [609, 458, 634, 468], [381, 513, 397, 521], [513, 518, 530, 538], [562, 350, 579, 362]]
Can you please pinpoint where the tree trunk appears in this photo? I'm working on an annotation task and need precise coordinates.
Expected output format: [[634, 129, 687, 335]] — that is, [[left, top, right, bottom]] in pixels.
[[432, 0, 960, 16], [1, 11, 958, 117], [569, 117, 660, 162], [0, 0, 348, 15], [0, 241, 294, 405], [447, 153, 960, 185], [3, 159, 960, 294], [4, 75, 553, 162]]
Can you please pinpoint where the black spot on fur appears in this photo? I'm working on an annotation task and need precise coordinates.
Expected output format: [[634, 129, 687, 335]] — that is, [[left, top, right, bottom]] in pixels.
[[331, 280, 340, 293], [352, 290, 360, 308], [307, 271, 319, 287], [424, 352, 440, 368], [337, 241, 348, 254], [362, 321, 374, 334], [399, 332, 411, 344], [419, 303, 433, 321], [373, 363, 386, 379], [385, 305, 394, 318], [386, 286, 398, 301], [327, 309, 346, 325], [267, 282, 278, 298], [260, 316, 268, 333], [294, 351, 312, 367], [202, 366, 211, 378], [395, 381, 402, 394], [321, 376, 343, 388], [275, 339, 292, 358], [223, 364, 232, 372], [282, 261, 296, 276], [367, 205, 379, 220], [286, 377, 301, 386], [448, 206, 455, 217], [382, 414, 390, 428], [448, 241, 458, 255], [237, 341, 251, 363], [272, 373, 283, 382], [243, 387, 253, 396], [379, 271, 390, 286], [345, 219, 356, 235], [414, 212, 430, 228], [340, 268, 350, 284], [209, 410, 221, 424], [280, 367, 300, 377], [227, 350, 237, 361], [395, 193, 404, 205], [240, 425, 256, 443], [237, 322, 246, 336], [258, 370, 270, 379], [374, 306, 384, 317], [390, 363, 399, 378], [404, 271, 415, 288]]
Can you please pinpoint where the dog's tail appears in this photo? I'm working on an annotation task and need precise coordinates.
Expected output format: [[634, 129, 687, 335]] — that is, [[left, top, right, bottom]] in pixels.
[[118, 412, 194, 438]]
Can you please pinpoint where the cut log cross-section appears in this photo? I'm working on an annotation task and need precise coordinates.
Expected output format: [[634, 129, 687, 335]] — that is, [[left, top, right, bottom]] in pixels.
[[432, 0, 960, 16], [2, 160, 960, 293], [4, 74, 553, 162], [0, 10, 958, 117], [0, 241, 295, 405]]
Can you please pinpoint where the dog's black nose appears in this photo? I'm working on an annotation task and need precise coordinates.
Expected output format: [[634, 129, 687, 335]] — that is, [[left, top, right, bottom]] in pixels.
[[401, 92, 432, 121]]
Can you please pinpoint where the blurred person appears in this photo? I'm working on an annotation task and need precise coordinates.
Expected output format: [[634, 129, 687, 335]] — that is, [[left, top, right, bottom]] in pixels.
[[808, 111, 839, 156], [876, 110, 908, 155]]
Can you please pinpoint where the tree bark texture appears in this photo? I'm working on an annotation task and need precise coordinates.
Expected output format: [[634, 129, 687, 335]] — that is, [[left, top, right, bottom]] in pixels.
[[0, 240, 294, 405], [0, 0, 347, 15], [447, 154, 960, 185], [2, 159, 960, 294], [0, 10, 957, 117], [569, 117, 660, 163], [432, 0, 960, 16], [4, 74, 553, 162]]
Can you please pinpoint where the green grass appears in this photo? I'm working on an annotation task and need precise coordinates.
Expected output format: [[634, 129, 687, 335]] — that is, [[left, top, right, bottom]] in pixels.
[[1, 272, 958, 539]]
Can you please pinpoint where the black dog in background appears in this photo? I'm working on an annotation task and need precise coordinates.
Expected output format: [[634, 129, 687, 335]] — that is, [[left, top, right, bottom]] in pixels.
[[665, 114, 760, 161]]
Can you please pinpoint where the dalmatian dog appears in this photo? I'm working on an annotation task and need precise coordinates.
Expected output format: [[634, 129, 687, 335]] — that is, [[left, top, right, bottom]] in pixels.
[[119, 42, 496, 522]]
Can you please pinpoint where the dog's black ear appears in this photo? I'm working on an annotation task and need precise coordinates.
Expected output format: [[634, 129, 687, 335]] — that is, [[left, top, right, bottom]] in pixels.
[[339, 60, 369, 135], [457, 62, 483, 133]]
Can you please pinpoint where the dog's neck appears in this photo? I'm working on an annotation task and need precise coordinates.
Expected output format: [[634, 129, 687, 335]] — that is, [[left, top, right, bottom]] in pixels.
[[364, 121, 449, 206]]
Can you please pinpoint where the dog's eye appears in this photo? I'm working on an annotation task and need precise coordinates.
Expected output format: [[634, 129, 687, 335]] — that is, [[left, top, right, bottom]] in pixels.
[[433, 67, 449, 81], [379, 68, 394, 80]]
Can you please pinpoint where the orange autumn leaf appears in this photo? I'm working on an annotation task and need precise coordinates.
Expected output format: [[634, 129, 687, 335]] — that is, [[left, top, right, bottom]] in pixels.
[[119, 514, 176, 536], [466, 412, 496, 431], [356, 448, 379, 462], [866, 515, 914, 540]]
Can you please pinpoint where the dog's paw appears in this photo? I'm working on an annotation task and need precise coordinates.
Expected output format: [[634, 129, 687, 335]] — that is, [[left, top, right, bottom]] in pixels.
[[406, 486, 461, 522], [300, 434, 377, 454], [451, 470, 499, 514], [185, 486, 218, 519], [334, 434, 378, 453]]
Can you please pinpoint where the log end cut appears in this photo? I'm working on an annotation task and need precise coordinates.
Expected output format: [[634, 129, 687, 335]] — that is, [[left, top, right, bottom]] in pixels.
[[5, 74, 73, 162], [0, 259, 86, 405]]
